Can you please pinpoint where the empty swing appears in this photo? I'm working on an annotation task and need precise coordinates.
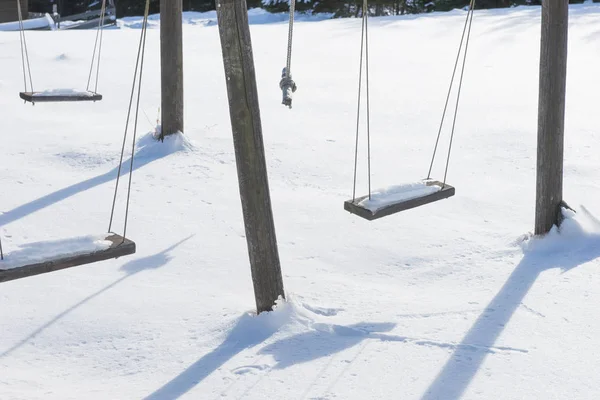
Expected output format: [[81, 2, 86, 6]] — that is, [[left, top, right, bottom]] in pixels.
[[344, 0, 475, 221], [0, 0, 153, 282], [15, 0, 109, 103]]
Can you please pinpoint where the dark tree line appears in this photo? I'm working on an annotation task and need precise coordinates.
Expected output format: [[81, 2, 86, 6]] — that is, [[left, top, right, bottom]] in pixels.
[[260, 0, 596, 17], [28, 0, 598, 19], [115, 0, 598, 18]]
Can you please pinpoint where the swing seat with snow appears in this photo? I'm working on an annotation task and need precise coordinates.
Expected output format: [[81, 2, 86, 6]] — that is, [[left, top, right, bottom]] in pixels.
[[19, 90, 103, 103], [345, 0, 474, 221], [15, 0, 108, 104], [344, 180, 455, 221], [0, 234, 135, 283]]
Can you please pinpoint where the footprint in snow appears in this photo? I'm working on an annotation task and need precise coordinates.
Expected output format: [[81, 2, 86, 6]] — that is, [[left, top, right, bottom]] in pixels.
[[231, 364, 270, 375], [302, 303, 344, 317]]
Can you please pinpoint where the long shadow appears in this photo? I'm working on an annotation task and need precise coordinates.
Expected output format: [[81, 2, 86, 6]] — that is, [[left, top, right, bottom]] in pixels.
[[0, 235, 192, 359], [144, 320, 397, 399], [145, 315, 529, 399], [421, 214, 600, 400], [0, 132, 179, 227], [146, 321, 393, 399], [261, 321, 529, 374], [144, 312, 285, 400], [256, 322, 396, 370]]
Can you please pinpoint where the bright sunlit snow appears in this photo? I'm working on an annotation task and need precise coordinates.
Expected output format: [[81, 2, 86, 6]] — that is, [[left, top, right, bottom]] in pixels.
[[1, 4, 600, 400]]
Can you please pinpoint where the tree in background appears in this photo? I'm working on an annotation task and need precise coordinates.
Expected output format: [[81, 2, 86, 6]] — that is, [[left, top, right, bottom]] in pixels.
[[52, 0, 591, 19]]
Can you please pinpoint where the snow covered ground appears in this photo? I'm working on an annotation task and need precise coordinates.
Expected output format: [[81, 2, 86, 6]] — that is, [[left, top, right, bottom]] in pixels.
[[1, 4, 600, 399]]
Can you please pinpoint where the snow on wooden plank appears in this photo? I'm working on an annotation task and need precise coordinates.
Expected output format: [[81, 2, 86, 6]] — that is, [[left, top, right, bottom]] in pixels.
[[19, 90, 103, 103], [344, 180, 455, 221], [0, 234, 135, 283]]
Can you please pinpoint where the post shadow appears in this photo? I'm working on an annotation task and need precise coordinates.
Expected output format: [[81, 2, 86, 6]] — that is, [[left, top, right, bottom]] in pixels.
[[421, 226, 600, 400], [146, 314, 528, 399], [144, 311, 287, 400], [0, 132, 178, 228]]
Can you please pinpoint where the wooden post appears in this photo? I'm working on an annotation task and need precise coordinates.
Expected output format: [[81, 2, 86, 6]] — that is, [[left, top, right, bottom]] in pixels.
[[216, 0, 285, 314], [160, 0, 184, 138], [535, 0, 568, 235]]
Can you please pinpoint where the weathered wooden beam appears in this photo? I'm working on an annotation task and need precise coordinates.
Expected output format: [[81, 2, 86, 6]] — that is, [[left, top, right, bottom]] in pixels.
[[216, 0, 285, 314], [535, 0, 568, 235], [19, 91, 102, 103], [160, 0, 184, 138]]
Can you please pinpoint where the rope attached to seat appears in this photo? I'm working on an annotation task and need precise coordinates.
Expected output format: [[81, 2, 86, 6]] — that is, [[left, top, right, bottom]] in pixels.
[[427, 0, 476, 187], [108, 0, 150, 241], [86, 0, 108, 94], [352, 0, 371, 202]]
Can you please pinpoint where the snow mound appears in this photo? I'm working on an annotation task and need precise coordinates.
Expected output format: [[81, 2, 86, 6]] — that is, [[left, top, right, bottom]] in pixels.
[[133, 130, 196, 160], [216, 297, 313, 344], [513, 206, 600, 273], [210, 296, 349, 350], [520, 206, 600, 254]]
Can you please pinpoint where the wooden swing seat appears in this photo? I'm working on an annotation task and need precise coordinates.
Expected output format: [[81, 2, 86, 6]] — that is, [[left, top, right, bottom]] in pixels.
[[0, 234, 135, 283], [20, 90, 103, 103], [344, 180, 455, 221]]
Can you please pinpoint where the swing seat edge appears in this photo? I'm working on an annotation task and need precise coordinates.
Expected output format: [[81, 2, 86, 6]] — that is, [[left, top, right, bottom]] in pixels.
[[19, 91, 103, 103], [0, 233, 135, 283], [344, 180, 456, 221]]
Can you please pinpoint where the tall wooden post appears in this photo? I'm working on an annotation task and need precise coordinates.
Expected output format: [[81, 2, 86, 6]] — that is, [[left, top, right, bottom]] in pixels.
[[535, 0, 568, 235], [216, 0, 285, 314], [160, 0, 184, 138]]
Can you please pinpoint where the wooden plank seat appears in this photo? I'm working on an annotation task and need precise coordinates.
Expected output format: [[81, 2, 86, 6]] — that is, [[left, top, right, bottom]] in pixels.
[[20, 89, 103, 103], [0, 234, 135, 283], [344, 180, 455, 221]]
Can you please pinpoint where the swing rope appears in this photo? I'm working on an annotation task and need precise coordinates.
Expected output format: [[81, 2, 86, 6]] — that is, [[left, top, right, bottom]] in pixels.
[[107, 0, 150, 241], [352, 0, 371, 201], [86, 0, 108, 94], [280, 0, 297, 108], [427, 0, 476, 187], [16, 0, 34, 94]]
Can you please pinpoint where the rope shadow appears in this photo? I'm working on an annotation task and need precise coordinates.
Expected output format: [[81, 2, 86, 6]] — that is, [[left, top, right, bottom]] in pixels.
[[0, 132, 178, 228], [421, 226, 600, 400], [0, 235, 192, 359]]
